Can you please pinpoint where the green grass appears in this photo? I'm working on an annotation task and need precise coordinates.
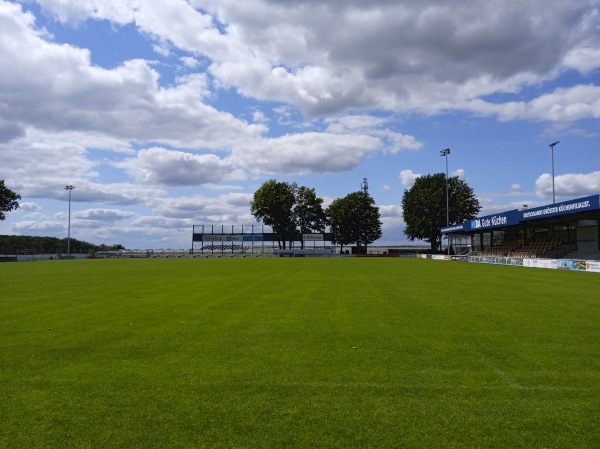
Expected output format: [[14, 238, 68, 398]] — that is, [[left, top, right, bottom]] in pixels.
[[1, 258, 599, 448]]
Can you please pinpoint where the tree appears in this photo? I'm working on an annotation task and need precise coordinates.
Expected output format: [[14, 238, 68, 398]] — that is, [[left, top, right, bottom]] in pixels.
[[327, 191, 382, 253], [401, 173, 480, 252], [0, 180, 20, 221], [251, 180, 329, 249], [293, 186, 327, 248], [250, 179, 296, 249]]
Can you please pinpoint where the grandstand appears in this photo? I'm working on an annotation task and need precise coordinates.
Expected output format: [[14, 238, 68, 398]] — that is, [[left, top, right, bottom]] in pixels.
[[191, 224, 335, 256], [442, 194, 600, 260], [474, 237, 569, 259]]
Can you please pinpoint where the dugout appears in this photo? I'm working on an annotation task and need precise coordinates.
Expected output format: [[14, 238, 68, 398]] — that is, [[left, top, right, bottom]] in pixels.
[[441, 194, 600, 258]]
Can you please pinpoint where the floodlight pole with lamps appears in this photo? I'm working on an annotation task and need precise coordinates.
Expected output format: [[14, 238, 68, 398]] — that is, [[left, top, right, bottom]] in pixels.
[[549, 141, 560, 203], [64, 185, 75, 255], [440, 148, 451, 255]]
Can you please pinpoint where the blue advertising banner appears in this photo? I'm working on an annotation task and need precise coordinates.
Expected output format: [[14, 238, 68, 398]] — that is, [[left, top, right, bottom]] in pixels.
[[521, 195, 600, 221], [464, 210, 520, 231], [243, 235, 263, 242], [441, 194, 600, 238], [441, 224, 465, 234]]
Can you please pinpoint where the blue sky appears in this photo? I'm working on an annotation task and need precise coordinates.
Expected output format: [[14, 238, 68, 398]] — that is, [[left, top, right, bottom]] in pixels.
[[1, 0, 599, 249]]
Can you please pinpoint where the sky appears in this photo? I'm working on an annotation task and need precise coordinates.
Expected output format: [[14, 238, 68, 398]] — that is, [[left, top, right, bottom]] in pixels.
[[1, 0, 599, 250]]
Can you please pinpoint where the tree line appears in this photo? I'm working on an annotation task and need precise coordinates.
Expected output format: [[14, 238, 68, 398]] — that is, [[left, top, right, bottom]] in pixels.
[[250, 179, 382, 252], [0, 235, 124, 255]]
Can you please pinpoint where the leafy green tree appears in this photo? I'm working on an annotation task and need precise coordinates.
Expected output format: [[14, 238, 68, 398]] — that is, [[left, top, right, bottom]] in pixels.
[[0, 180, 20, 221], [401, 173, 480, 252], [327, 191, 382, 253], [250, 179, 297, 249], [251, 180, 329, 249], [294, 186, 328, 248]]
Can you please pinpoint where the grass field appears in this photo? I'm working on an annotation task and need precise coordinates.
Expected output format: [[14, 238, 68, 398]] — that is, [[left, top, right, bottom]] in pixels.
[[1, 258, 599, 448]]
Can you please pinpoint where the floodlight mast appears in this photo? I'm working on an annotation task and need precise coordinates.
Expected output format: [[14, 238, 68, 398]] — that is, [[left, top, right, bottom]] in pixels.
[[549, 141, 560, 203], [64, 185, 75, 256], [440, 148, 451, 255]]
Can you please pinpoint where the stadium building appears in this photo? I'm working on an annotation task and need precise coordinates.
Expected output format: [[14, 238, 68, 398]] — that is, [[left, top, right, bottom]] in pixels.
[[441, 194, 600, 260]]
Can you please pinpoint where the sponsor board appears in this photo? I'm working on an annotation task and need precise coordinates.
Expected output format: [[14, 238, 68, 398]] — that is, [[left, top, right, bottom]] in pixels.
[[203, 235, 224, 242], [466, 210, 519, 231], [469, 256, 524, 266], [557, 259, 587, 271], [203, 234, 262, 242], [303, 234, 324, 241], [243, 235, 263, 242], [225, 234, 243, 241], [441, 224, 464, 233], [523, 259, 557, 269], [521, 195, 599, 221], [586, 261, 600, 273]]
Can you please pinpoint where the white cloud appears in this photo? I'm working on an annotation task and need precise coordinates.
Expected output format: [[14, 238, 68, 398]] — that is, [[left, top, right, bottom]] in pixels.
[[148, 192, 254, 221], [12, 220, 64, 233], [453, 169, 466, 180], [535, 171, 600, 200], [469, 85, 600, 122], [74, 209, 137, 222], [18, 202, 42, 213], [201, 0, 600, 118], [117, 147, 242, 186], [563, 47, 600, 74], [0, 4, 263, 150], [180, 56, 200, 68], [36, 0, 136, 24], [31, 0, 600, 120], [325, 115, 423, 154], [399, 169, 421, 188], [235, 132, 381, 175]]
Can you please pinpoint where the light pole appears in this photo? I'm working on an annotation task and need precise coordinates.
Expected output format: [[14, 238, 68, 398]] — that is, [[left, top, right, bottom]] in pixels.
[[549, 141, 560, 203], [440, 148, 451, 255], [64, 185, 75, 256]]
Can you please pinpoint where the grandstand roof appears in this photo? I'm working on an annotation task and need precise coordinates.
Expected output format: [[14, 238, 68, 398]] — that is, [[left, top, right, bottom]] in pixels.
[[441, 194, 600, 235]]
